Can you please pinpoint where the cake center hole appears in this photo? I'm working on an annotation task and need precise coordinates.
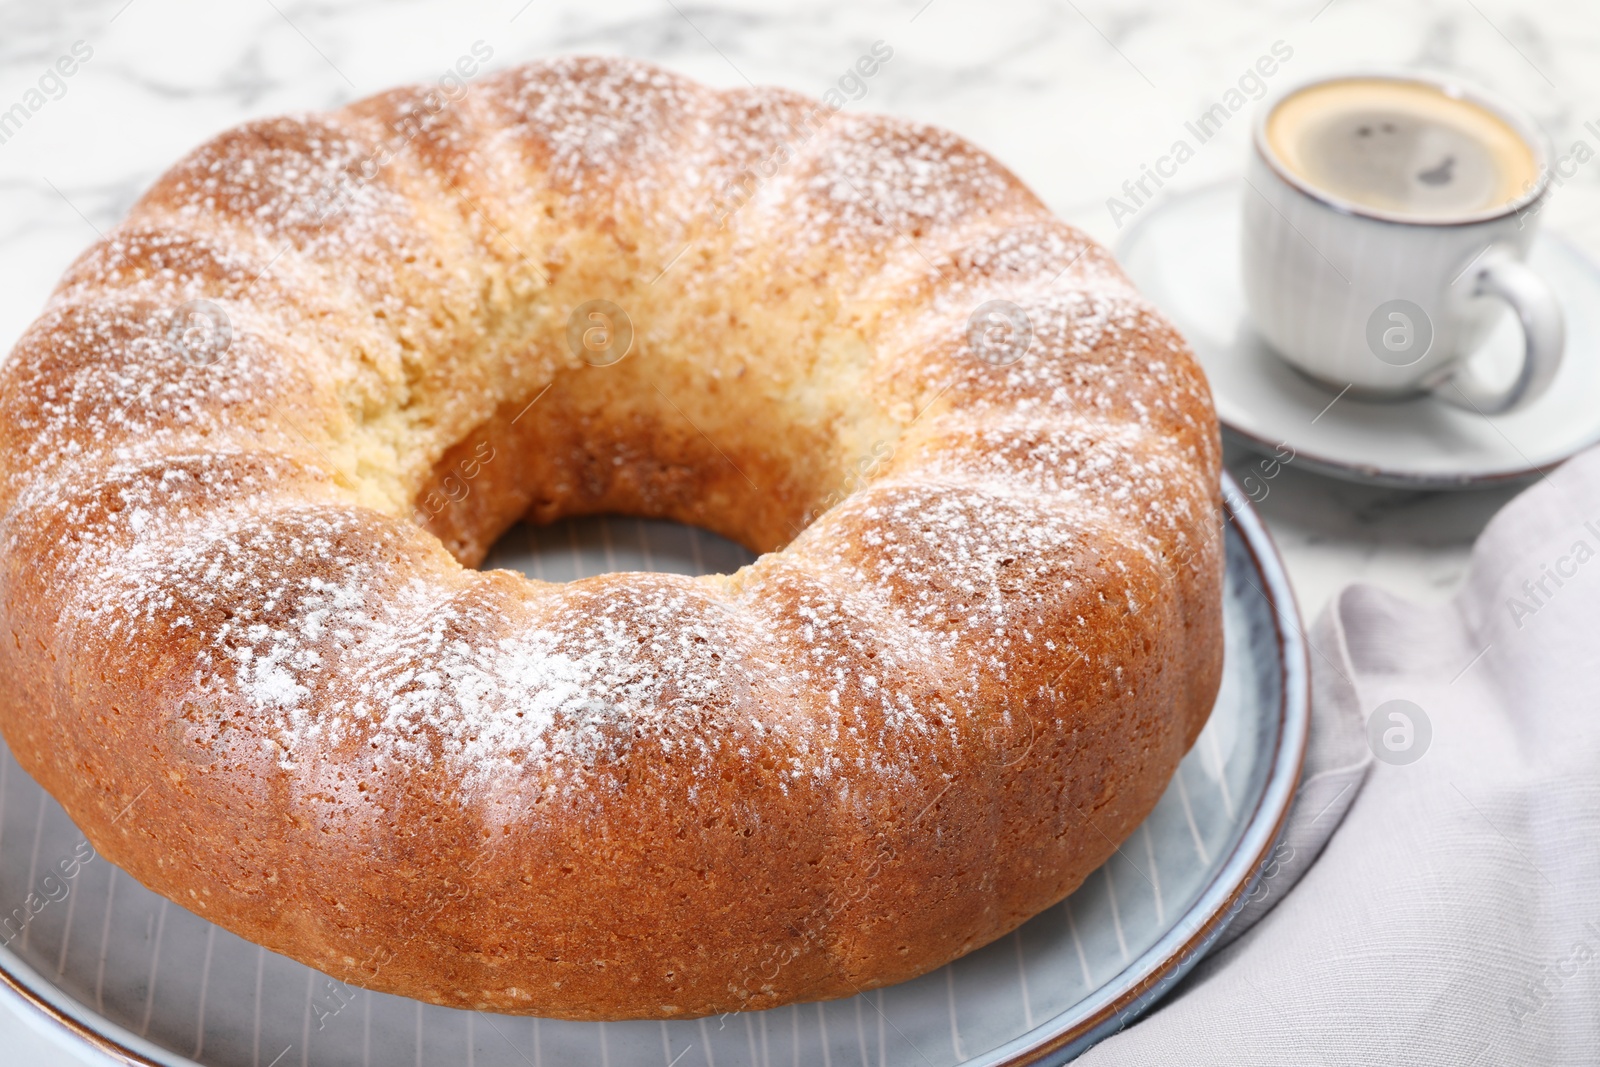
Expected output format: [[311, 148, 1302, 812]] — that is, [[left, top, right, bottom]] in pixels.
[[478, 515, 758, 581]]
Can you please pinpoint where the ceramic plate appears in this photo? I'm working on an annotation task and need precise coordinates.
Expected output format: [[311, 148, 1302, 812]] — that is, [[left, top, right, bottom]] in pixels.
[[0, 473, 1306, 1066], [1117, 180, 1600, 488]]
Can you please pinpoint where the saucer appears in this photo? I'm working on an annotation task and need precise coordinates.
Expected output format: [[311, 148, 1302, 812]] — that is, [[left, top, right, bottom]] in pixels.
[[1116, 180, 1600, 489]]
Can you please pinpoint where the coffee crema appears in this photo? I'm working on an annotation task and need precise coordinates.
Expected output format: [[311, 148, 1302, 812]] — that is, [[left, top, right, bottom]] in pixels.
[[1265, 78, 1540, 220]]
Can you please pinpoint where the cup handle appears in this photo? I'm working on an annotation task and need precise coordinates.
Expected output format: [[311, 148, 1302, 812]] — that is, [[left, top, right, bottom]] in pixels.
[[1435, 248, 1565, 415]]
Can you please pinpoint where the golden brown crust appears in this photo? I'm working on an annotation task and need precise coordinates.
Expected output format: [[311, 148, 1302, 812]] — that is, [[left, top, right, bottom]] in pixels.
[[0, 56, 1222, 1019]]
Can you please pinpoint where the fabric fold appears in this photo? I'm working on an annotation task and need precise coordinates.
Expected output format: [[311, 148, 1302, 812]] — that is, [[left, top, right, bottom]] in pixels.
[[1083, 446, 1600, 1065]]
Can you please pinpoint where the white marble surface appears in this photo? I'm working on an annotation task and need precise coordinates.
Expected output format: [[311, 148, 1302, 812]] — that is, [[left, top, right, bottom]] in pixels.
[[0, 0, 1595, 1062]]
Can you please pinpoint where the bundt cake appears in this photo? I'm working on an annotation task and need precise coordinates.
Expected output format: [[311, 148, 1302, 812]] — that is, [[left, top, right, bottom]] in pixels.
[[0, 56, 1223, 1019]]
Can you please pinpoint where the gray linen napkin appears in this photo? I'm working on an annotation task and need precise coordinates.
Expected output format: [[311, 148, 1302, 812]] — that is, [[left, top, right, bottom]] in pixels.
[[1084, 445, 1600, 1065]]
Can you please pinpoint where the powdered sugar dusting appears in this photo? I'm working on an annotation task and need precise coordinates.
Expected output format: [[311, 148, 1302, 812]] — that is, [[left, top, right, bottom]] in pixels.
[[344, 578, 753, 787], [488, 58, 709, 198], [1, 56, 1219, 811]]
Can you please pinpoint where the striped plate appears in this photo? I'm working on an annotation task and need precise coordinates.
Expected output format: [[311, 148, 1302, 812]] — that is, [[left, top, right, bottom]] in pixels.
[[0, 473, 1307, 1066]]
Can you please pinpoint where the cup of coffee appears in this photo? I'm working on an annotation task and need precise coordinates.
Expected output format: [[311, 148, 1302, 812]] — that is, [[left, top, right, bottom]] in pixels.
[[1242, 73, 1562, 414]]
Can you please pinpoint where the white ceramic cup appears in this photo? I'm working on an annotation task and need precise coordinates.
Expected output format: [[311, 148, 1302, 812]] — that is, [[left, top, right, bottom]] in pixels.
[[1242, 72, 1563, 414]]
